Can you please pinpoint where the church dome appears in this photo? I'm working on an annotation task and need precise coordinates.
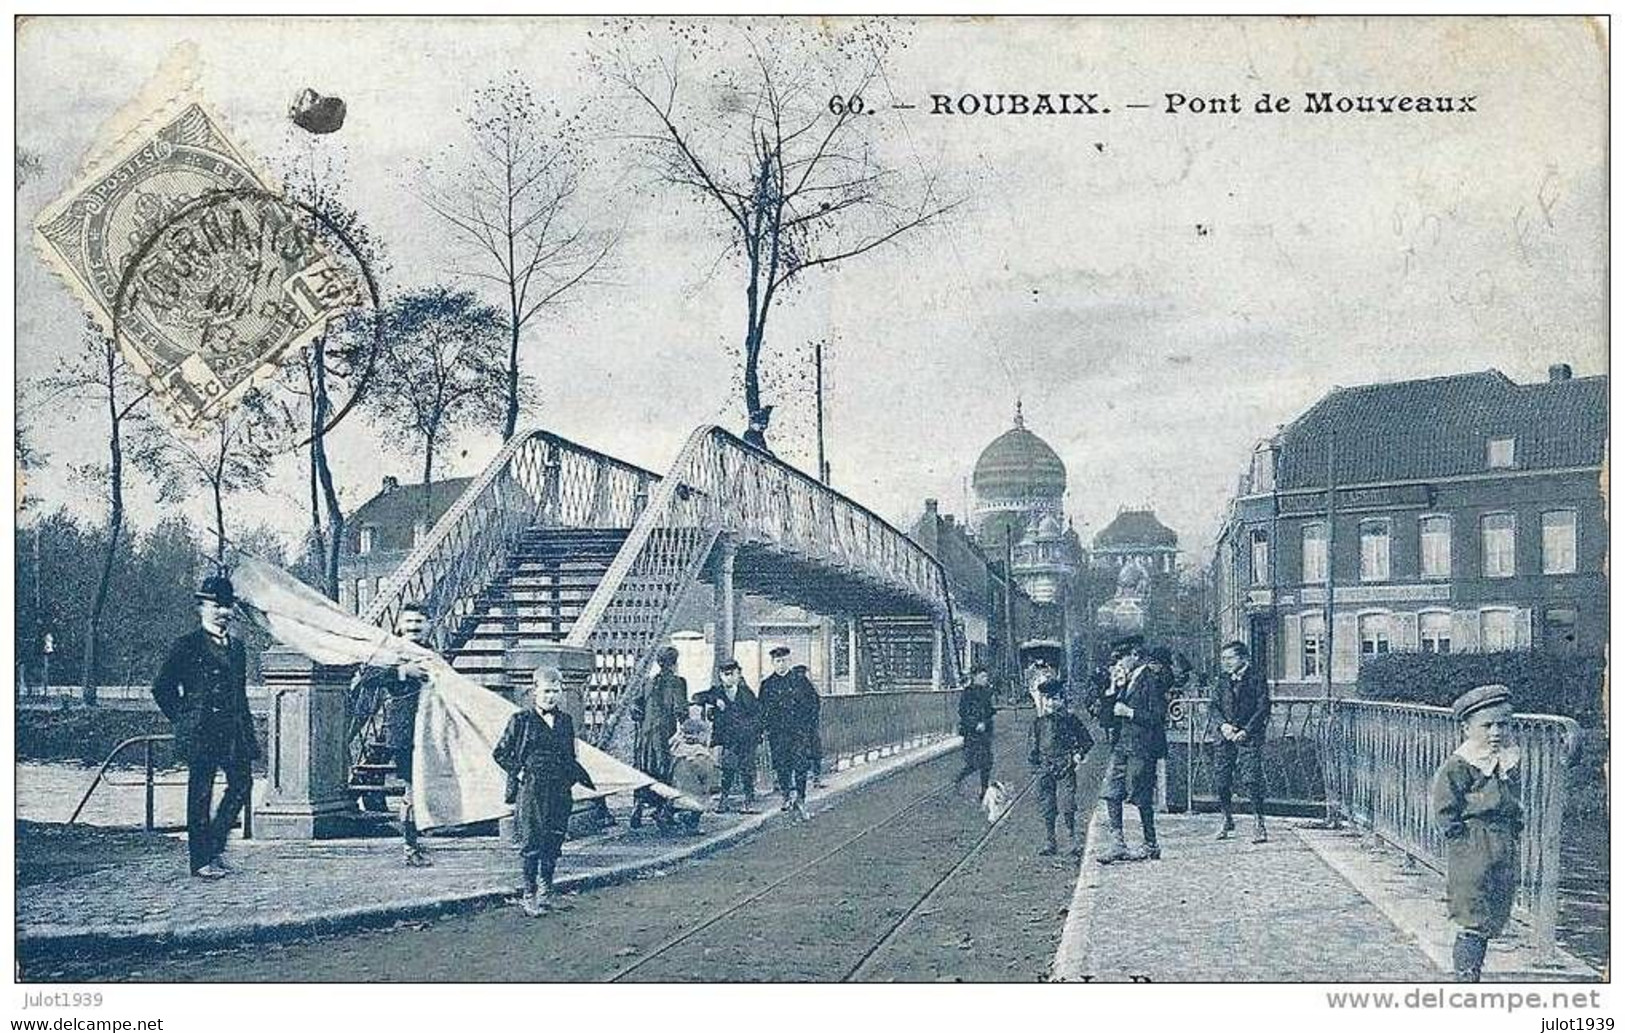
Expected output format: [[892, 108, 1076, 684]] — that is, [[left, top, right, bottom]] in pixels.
[[972, 403, 1067, 500]]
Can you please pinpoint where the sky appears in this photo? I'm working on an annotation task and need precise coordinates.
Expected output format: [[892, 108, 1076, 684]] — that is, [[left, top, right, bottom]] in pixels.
[[13, 16, 1608, 561]]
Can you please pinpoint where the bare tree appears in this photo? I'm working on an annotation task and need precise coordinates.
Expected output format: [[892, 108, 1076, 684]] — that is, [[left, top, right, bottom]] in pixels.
[[418, 72, 616, 441], [130, 392, 292, 565], [278, 144, 390, 600], [596, 19, 960, 435], [34, 318, 150, 701], [364, 287, 513, 522]]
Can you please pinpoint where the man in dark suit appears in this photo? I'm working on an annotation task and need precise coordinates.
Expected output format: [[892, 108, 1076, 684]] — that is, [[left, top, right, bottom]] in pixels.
[[760, 645, 818, 820], [1213, 640, 1272, 843], [697, 659, 763, 813], [152, 573, 259, 878], [351, 602, 436, 867], [1097, 637, 1168, 864]]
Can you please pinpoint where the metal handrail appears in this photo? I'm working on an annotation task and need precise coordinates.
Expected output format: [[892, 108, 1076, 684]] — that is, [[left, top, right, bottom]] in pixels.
[[1324, 698, 1581, 963], [570, 426, 965, 753], [67, 734, 253, 838]]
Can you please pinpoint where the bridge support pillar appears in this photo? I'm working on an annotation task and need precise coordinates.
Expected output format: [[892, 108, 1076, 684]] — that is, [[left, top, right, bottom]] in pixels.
[[713, 535, 737, 669], [931, 623, 945, 691], [255, 648, 355, 839], [506, 643, 594, 727]]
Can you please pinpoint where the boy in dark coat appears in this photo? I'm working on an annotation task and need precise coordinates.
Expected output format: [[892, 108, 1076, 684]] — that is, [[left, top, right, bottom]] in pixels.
[[760, 645, 819, 820], [1212, 640, 1272, 843], [698, 660, 763, 812], [1029, 679, 1094, 856], [1431, 684, 1524, 982], [494, 668, 596, 916], [954, 666, 997, 796], [152, 574, 260, 879]]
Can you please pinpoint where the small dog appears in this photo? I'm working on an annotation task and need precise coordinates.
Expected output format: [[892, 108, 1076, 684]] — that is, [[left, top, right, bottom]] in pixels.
[[981, 781, 1012, 824]]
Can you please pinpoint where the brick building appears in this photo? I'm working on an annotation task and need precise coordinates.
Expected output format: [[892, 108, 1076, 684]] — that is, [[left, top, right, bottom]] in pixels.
[[1213, 365, 1606, 689], [337, 475, 472, 614]]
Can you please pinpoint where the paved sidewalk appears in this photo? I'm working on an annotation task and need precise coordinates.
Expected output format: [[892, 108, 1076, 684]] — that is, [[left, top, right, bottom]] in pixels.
[[1052, 805, 1443, 982], [19, 736, 959, 956]]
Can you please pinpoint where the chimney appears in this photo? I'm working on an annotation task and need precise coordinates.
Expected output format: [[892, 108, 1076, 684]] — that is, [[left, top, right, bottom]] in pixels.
[[1548, 363, 1573, 382], [382, 475, 400, 494]]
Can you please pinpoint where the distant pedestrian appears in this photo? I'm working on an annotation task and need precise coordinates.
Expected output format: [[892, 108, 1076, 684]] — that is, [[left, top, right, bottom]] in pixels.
[[954, 666, 996, 796], [1212, 640, 1271, 843], [1097, 637, 1167, 864], [760, 645, 819, 820], [1432, 684, 1523, 982], [493, 667, 595, 916], [629, 645, 686, 830], [1028, 678, 1094, 856], [743, 405, 774, 454], [152, 573, 259, 879], [699, 660, 763, 812], [351, 602, 436, 866]]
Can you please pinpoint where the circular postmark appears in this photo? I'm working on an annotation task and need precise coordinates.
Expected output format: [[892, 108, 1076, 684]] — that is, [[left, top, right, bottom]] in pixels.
[[111, 185, 383, 452]]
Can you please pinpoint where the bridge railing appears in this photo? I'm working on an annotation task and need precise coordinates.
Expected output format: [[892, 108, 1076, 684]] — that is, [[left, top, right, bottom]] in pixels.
[[819, 689, 963, 768], [572, 426, 964, 751], [1164, 693, 1331, 814], [362, 429, 659, 647], [1324, 698, 1580, 963]]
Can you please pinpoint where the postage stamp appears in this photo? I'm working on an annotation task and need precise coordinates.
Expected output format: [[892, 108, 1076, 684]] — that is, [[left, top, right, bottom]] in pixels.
[[33, 96, 358, 431]]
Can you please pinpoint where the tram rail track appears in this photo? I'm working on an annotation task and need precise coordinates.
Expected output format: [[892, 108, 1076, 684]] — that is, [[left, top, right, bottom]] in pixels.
[[606, 732, 1049, 983]]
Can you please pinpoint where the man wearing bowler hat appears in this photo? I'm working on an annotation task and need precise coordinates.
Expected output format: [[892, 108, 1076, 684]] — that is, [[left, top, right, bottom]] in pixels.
[[152, 573, 260, 878]]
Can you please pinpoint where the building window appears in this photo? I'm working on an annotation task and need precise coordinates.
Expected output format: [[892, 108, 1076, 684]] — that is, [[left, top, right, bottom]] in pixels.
[[358, 525, 375, 556], [356, 577, 371, 610], [1486, 437, 1516, 469], [1420, 516, 1451, 579], [1544, 607, 1578, 655], [1301, 613, 1324, 678], [1359, 520, 1390, 582], [412, 521, 428, 548], [1541, 510, 1577, 575], [1481, 513, 1516, 578], [1480, 608, 1517, 651], [1249, 529, 1270, 586], [1250, 444, 1276, 493], [1301, 523, 1327, 584], [1358, 613, 1391, 656], [1419, 611, 1452, 654]]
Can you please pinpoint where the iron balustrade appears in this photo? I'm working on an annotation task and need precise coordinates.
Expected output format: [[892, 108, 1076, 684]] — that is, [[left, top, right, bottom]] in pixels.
[[67, 733, 253, 838], [1164, 693, 1331, 814], [1324, 698, 1580, 963], [362, 429, 659, 646], [570, 426, 965, 752], [817, 690, 964, 769]]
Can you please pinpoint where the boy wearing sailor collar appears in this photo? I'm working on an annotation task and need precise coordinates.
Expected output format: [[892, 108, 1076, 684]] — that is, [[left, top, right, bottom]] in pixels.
[[1430, 684, 1524, 982]]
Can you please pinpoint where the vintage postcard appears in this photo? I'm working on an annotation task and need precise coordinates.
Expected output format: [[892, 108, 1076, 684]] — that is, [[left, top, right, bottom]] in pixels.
[[10, 12, 1610, 1024]]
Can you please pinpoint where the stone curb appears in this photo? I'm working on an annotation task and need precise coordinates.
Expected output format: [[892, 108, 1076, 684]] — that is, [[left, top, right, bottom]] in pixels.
[[1048, 779, 1107, 981], [19, 737, 963, 960]]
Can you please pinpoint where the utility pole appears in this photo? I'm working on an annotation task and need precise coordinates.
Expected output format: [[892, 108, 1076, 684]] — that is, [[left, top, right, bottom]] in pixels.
[[1320, 423, 1340, 828], [814, 340, 829, 485]]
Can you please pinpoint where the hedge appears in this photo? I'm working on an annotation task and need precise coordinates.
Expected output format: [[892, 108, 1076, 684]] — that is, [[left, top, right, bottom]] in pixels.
[[1353, 651, 1606, 725]]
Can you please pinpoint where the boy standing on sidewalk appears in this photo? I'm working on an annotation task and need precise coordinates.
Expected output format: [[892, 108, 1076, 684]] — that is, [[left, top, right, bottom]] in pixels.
[[1096, 638, 1168, 864], [1431, 684, 1523, 982], [1029, 679, 1094, 856]]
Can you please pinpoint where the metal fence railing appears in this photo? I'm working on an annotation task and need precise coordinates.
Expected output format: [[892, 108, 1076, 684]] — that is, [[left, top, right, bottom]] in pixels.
[[1163, 693, 1331, 814], [1324, 699, 1581, 963], [67, 733, 253, 839], [817, 689, 963, 770]]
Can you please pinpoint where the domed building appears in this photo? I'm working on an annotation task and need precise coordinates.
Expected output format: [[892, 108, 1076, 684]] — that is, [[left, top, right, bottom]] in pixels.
[[972, 402, 1068, 552], [971, 402, 1082, 612]]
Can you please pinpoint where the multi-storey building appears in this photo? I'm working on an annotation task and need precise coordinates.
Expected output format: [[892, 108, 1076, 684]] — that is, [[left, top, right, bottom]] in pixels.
[[1213, 365, 1606, 689], [337, 475, 472, 614]]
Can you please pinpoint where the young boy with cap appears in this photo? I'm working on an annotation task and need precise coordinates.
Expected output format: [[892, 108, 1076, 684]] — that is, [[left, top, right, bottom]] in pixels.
[[1431, 684, 1524, 982], [1029, 678, 1095, 856]]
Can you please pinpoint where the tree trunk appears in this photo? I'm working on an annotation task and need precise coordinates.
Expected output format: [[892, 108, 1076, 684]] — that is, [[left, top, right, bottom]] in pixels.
[[422, 434, 437, 530], [310, 339, 343, 601], [504, 313, 520, 441], [212, 479, 227, 566], [81, 430, 121, 705]]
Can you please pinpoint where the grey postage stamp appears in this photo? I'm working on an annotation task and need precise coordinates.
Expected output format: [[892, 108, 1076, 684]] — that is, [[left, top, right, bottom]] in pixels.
[[34, 93, 357, 431]]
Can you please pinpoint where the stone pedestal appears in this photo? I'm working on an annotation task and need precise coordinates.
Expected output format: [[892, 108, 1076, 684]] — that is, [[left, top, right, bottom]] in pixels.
[[254, 648, 357, 839]]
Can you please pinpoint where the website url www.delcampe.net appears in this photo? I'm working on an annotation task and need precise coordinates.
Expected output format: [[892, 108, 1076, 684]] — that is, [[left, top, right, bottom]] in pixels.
[[1326, 988, 1606, 1013], [10, 1020, 163, 1031]]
